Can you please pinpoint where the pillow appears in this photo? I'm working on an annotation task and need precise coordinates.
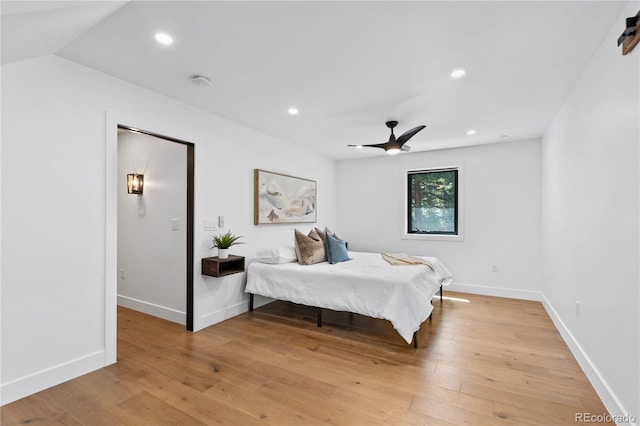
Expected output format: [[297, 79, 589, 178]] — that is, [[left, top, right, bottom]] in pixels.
[[294, 229, 327, 265], [326, 232, 351, 264], [255, 245, 298, 264], [314, 227, 330, 262], [316, 227, 335, 263]]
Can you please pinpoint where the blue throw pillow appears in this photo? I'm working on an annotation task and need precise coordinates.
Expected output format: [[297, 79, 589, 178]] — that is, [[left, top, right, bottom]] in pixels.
[[324, 237, 332, 264], [326, 232, 351, 264]]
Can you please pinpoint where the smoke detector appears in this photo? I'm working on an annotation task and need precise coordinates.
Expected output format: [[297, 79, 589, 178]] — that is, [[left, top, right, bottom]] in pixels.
[[190, 75, 212, 87]]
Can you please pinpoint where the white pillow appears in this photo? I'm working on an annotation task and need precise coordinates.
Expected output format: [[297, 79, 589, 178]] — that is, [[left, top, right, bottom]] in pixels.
[[255, 245, 298, 264]]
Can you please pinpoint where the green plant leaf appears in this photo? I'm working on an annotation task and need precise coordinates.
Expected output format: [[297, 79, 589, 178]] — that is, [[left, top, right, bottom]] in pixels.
[[211, 230, 244, 249]]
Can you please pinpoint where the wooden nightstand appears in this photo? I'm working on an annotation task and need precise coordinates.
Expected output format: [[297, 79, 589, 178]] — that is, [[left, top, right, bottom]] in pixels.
[[201, 255, 245, 277]]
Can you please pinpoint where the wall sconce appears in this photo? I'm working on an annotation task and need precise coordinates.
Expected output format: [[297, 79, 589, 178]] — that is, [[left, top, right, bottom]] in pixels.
[[127, 174, 144, 195]]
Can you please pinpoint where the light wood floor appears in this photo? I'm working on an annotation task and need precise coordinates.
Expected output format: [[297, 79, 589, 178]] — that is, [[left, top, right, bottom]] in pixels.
[[2, 292, 612, 425]]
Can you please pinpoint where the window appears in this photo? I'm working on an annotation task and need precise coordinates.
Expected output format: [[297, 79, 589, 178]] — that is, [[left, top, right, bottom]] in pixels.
[[407, 168, 459, 236]]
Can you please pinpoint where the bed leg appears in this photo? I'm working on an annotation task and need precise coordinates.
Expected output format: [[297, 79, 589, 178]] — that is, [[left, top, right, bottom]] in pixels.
[[440, 284, 443, 304], [317, 308, 323, 327], [413, 332, 418, 349], [249, 293, 254, 312]]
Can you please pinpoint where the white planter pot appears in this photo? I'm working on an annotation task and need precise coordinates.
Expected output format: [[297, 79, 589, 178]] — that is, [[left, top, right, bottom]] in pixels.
[[218, 248, 229, 259]]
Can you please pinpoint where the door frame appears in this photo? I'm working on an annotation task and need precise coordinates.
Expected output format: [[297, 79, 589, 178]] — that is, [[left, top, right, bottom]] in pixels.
[[117, 124, 195, 329]]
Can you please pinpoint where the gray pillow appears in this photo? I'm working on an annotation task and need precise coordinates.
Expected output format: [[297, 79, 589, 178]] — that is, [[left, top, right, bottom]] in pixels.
[[317, 227, 335, 262], [294, 229, 327, 265], [314, 227, 327, 244]]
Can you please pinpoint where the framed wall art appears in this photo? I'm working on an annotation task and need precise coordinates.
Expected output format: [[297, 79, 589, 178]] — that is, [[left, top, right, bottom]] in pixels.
[[254, 169, 317, 224]]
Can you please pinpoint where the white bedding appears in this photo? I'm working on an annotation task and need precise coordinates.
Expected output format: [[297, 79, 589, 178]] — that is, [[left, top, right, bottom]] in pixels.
[[245, 251, 452, 343]]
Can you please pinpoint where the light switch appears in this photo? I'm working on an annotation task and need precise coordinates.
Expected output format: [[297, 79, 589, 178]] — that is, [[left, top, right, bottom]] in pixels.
[[204, 219, 217, 231], [171, 219, 179, 231]]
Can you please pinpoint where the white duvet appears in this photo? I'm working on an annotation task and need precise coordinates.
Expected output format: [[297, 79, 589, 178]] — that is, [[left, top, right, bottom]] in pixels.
[[245, 251, 452, 343]]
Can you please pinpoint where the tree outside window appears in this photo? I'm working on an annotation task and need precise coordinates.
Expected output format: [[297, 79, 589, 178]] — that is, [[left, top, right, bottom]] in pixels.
[[407, 169, 458, 235]]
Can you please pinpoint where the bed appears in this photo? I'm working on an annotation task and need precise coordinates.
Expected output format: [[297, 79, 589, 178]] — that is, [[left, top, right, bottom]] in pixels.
[[245, 251, 452, 347]]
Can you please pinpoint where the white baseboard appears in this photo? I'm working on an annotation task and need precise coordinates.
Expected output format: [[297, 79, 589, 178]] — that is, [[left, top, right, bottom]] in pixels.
[[446, 283, 636, 425], [195, 295, 276, 331], [195, 299, 252, 331], [0, 350, 104, 406], [446, 282, 543, 301], [117, 295, 185, 325], [540, 295, 637, 426]]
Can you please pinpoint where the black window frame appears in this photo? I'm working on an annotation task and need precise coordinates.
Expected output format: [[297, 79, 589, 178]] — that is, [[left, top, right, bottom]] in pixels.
[[407, 168, 459, 236]]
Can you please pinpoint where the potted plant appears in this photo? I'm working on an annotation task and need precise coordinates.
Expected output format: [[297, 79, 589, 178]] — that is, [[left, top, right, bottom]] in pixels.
[[211, 230, 243, 259]]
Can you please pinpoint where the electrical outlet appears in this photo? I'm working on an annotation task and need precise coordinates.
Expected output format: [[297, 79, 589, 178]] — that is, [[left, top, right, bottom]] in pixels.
[[218, 215, 224, 228], [120, 269, 125, 280], [491, 264, 498, 272], [576, 301, 580, 317]]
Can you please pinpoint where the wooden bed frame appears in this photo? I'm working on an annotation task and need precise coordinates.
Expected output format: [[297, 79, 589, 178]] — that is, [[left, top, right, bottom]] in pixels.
[[247, 284, 443, 348]]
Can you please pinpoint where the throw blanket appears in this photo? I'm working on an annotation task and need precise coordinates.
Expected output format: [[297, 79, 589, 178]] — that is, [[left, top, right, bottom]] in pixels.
[[382, 253, 435, 271]]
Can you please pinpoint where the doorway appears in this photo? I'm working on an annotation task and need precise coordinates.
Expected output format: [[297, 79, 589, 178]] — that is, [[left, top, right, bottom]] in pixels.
[[117, 125, 195, 331]]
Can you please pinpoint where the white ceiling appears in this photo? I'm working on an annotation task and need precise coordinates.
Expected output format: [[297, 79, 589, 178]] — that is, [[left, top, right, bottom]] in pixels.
[[1, 1, 628, 159]]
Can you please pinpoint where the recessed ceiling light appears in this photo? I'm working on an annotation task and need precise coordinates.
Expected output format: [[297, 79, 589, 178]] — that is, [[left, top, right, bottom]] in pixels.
[[154, 32, 174, 46], [466, 129, 476, 135], [287, 107, 299, 115], [450, 68, 466, 79]]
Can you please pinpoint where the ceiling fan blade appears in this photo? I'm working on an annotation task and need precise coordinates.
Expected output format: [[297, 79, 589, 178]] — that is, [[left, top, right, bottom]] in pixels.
[[397, 125, 426, 145], [348, 143, 387, 150]]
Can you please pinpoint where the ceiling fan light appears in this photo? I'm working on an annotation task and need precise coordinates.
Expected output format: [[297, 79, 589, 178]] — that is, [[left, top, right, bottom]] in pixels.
[[385, 138, 403, 155]]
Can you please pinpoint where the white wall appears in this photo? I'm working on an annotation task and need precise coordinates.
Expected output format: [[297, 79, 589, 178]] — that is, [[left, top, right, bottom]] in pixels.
[[1, 55, 336, 404], [336, 139, 542, 299], [117, 131, 187, 324], [541, 1, 639, 421]]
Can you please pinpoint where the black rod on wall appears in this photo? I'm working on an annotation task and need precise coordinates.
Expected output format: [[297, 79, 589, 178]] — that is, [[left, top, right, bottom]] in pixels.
[[186, 144, 195, 331]]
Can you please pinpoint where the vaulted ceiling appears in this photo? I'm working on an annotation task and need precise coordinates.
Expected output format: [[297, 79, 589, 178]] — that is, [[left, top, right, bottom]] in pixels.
[[1, 1, 628, 159]]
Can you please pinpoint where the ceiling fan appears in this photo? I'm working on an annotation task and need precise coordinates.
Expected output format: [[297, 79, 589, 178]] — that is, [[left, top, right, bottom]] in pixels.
[[349, 120, 426, 155]]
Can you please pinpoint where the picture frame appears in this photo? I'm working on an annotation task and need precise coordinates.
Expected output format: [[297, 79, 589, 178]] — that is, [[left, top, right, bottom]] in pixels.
[[254, 169, 317, 224]]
